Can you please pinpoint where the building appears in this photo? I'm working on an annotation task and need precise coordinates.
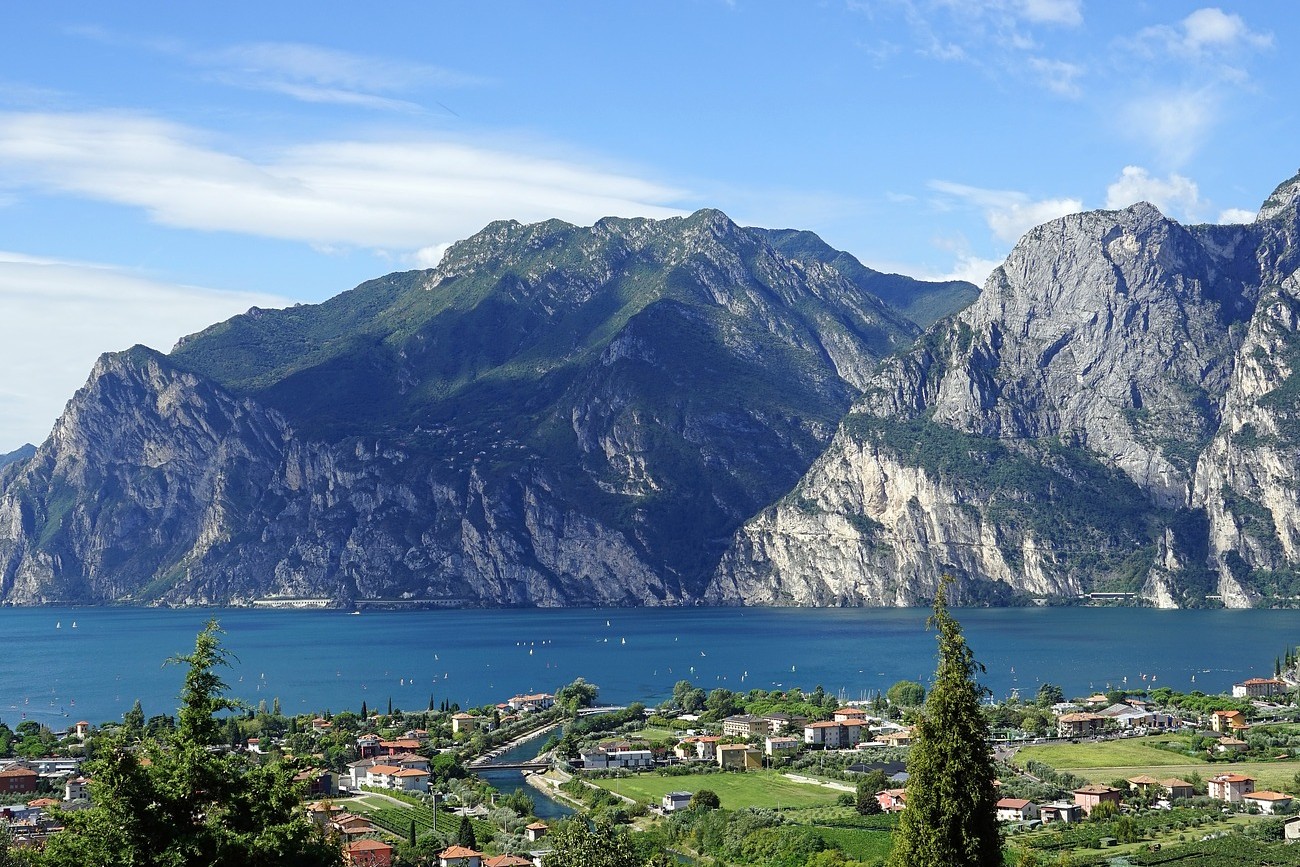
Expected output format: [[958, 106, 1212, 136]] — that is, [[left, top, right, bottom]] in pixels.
[[1210, 710, 1248, 733], [762, 713, 808, 734], [721, 714, 770, 738], [1233, 678, 1287, 699], [451, 713, 486, 735], [996, 798, 1039, 822], [833, 707, 869, 723], [717, 744, 762, 770], [877, 789, 907, 813], [662, 791, 694, 813], [1073, 784, 1123, 816], [484, 857, 533, 867], [1039, 803, 1083, 824], [1284, 815, 1300, 843], [1160, 778, 1196, 800], [63, 775, 90, 802], [1208, 773, 1256, 803], [346, 839, 395, 867], [1243, 791, 1293, 814], [438, 846, 483, 867], [803, 720, 865, 749], [1056, 712, 1106, 738], [507, 693, 555, 711], [765, 736, 800, 756], [0, 767, 38, 795], [524, 822, 548, 843], [579, 748, 653, 770]]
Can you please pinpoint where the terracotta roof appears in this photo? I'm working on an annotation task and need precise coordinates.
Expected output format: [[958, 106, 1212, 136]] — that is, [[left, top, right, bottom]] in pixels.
[[807, 721, 842, 728], [1074, 785, 1120, 795], [997, 798, 1031, 809], [1058, 712, 1105, 722], [439, 846, 483, 858], [1160, 778, 1194, 788], [1242, 678, 1284, 685], [1127, 775, 1161, 785], [347, 839, 394, 852], [485, 857, 533, 867], [367, 765, 402, 775], [1211, 773, 1255, 783], [1244, 790, 1292, 801], [525, 821, 548, 830], [27, 798, 57, 807], [1213, 709, 1243, 717], [394, 768, 429, 777], [0, 768, 37, 777]]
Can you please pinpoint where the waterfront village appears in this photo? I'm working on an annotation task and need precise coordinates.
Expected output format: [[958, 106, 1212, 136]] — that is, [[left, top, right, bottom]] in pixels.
[[6, 666, 1300, 866]]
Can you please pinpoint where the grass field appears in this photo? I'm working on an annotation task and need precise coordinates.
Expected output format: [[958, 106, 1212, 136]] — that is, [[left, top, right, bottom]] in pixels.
[[593, 770, 841, 810], [1018, 737, 1300, 792], [624, 726, 681, 742]]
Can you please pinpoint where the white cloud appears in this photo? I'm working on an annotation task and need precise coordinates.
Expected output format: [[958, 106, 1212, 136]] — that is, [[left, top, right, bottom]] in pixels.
[[1217, 207, 1257, 224], [1104, 166, 1201, 221], [0, 111, 688, 254], [1027, 56, 1083, 97], [928, 180, 1083, 244], [1120, 89, 1219, 168], [1180, 8, 1272, 53], [0, 253, 292, 448], [1017, 0, 1082, 27]]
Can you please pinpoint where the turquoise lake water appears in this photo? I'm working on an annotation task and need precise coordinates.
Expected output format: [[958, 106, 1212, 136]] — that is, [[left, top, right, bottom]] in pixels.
[[0, 606, 1295, 728]]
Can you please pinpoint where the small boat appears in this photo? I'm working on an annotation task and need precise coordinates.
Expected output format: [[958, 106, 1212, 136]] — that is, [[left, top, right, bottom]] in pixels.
[[56, 621, 61, 629]]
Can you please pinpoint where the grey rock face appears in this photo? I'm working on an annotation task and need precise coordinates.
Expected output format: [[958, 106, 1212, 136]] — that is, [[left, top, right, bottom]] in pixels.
[[712, 179, 1300, 608]]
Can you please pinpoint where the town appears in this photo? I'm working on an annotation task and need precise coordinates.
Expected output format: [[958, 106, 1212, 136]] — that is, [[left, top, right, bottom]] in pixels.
[[4, 641, 1300, 867]]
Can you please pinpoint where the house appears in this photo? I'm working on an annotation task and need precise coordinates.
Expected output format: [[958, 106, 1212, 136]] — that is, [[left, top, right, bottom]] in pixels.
[[877, 789, 907, 813], [804, 721, 866, 749], [306, 801, 346, 827], [1126, 774, 1160, 795], [1073, 784, 1122, 816], [996, 798, 1039, 822], [293, 767, 336, 798], [346, 839, 395, 867], [1233, 678, 1287, 699], [765, 736, 800, 756], [717, 744, 762, 770], [63, 775, 90, 801], [524, 821, 548, 842], [876, 728, 913, 747], [311, 717, 332, 733], [662, 791, 694, 813], [363, 764, 430, 793], [1160, 778, 1196, 800], [73, 721, 90, 740], [1039, 803, 1083, 824], [1243, 791, 1293, 814], [833, 707, 869, 724], [335, 814, 379, 840], [507, 693, 555, 711], [1056, 712, 1106, 738], [675, 735, 721, 762], [721, 714, 770, 738], [0, 767, 38, 794], [438, 846, 483, 867], [1208, 773, 1255, 803], [378, 738, 423, 755], [1210, 710, 1248, 733], [452, 713, 485, 735], [1285, 815, 1300, 843], [1216, 736, 1249, 754]]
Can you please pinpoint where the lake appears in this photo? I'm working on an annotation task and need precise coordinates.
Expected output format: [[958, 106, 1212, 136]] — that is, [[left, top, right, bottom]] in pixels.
[[0, 606, 1295, 728]]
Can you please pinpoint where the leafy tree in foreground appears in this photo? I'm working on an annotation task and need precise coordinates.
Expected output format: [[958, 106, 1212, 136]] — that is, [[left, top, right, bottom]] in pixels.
[[36, 620, 340, 867], [689, 789, 720, 810], [541, 821, 643, 867], [888, 578, 1001, 867]]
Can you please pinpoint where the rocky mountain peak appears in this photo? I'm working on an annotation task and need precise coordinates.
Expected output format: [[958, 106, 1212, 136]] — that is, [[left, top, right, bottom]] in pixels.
[[1258, 170, 1300, 222]]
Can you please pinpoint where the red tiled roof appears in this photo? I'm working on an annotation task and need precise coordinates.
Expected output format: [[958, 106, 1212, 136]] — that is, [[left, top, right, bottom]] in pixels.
[[347, 839, 394, 852], [997, 798, 1031, 809], [439, 846, 483, 858]]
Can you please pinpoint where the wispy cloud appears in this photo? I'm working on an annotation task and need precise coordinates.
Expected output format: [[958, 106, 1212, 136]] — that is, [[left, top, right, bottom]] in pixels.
[[0, 252, 291, 448], [1135, 7, 1273, 59], [1217, 207, 1257, 225], [0, 111, 688, 253], [1118, 88, 1219, 168], [928, 180, 1083, 244], [200, 42, 485, 112]]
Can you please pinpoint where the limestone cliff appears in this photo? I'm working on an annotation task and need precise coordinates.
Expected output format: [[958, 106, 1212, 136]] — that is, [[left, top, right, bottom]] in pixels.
[[711, 171, 1300, 608]]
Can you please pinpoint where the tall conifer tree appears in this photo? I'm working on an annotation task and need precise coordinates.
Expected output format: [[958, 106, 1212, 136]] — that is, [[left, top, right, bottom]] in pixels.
[[888, 578, 1001, 867]]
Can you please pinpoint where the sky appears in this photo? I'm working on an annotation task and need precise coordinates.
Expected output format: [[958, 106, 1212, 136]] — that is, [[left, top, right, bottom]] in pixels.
[[0, 1, 1296, 449]]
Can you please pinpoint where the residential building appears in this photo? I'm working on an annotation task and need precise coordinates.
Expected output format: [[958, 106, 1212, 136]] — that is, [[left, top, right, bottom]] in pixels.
[[717, 744, 762, 770], [1039, 803, 1083, 824], [452, 713, 485, 735], [346, 839, 395, 867], [1284, 815, 1300, 843], [876, 789, 907, 813], [673, 736, 720, 762], [507, 693, 555, 711], [524, 822, 548, 842], [722, 714, 770, 738], [438, 846, 483, 867], [1208, 773, 1256, 803], [1210, 710, 1248, 733], [1233, 678, 1287, 699], [1216, 736, 1249, 754], [1160, 778, 1196, 800], [485, 857, 533, 867], [803, 720, 865, 749], [1243, 791, 1293, 814], [1056, 712, 1106, 738], [996, 798, 1038, 822], [63, 775, 90, 801], [765, 736, 800, 756], [876, 728, 913, 747], [579, 748, 653, 770], [1073, 784, 1122, 816], [0, 767, 38, 794], [662, 791, 693, 813], [762, 713, 808, 734], [833, 707, 869, 723], [73, 721, 90, 739]]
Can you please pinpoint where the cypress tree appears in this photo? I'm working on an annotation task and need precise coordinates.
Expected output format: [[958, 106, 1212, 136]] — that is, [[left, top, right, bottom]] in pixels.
[[456, 815, 477, 849], [361, 699, 367, 719], [888, 578, 1001, 867]]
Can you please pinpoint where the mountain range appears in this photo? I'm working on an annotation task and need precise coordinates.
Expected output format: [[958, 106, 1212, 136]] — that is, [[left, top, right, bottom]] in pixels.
[[3, 171, 1300, 609]]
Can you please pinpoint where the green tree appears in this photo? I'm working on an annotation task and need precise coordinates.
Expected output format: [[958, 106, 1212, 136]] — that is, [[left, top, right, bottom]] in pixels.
[[541, 821, 643, 867], [1035, 683, 1065, 708], [888, 578, 1001, 867], [121, 700, 144, 739], [856, 779, 883, 815], [456, 816, 477, 849], [556, 678, 599, 713], [887, 680, 926, 708], [36, 620, 340, 867], [690, 789, 721, 810]]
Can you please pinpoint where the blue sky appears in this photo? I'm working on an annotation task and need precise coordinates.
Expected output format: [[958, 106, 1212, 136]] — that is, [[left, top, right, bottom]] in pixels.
[[0, 1, 1295, 447]]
